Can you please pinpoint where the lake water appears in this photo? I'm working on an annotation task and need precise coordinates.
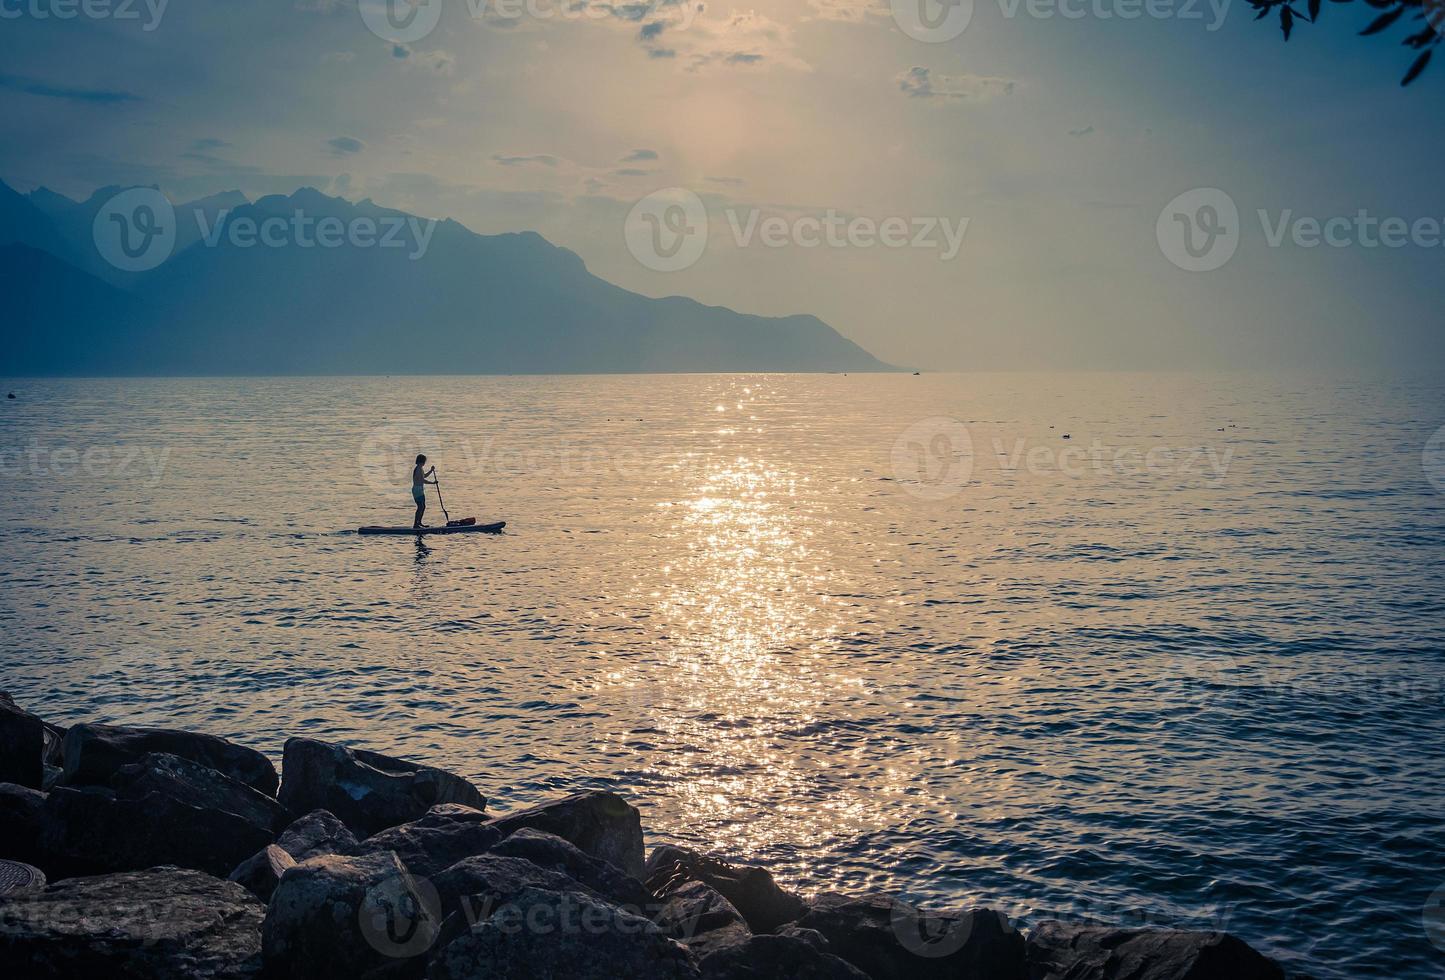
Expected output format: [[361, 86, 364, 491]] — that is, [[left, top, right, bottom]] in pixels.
[[1, 373, 1442, 978]]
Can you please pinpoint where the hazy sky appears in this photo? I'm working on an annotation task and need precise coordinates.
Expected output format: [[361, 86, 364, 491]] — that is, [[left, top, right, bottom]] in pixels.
[[2, 0, 1442, 371]]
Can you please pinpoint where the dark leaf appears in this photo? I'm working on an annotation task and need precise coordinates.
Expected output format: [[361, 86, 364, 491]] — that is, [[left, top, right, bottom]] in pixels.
[[1360, 6, 1404, 34], [1402, 48, 1433, 85], [1255, 5, 1271, 18], [1281, 4, 1295, 38], [1307, 0, 1320, 20]]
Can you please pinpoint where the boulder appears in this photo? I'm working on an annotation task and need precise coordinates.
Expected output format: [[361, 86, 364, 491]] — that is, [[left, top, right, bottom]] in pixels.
[[355, 808, 502, 878], [62, 722, 278, 796], [487, 791, 644, 879], [431, 853, 607, 924], [40, 784, 273, 879], [277, 809, 361, 861], [645, 844, 804, 933], [0, 866, 264, 978], [492, 827, 654, 909], [0, 693, 45, 790], [112, 752, 291, 833], [263, 850, 443, 980], [777, 924, 833, 952], [278, 738, 485, 837], [655, 879, 751, 957], [425, 885, 700, 980], [791, 892, 1026, 980], [229, 844, 296, 902], [700, 934, 871, 979], [0, 782, 48, 871], [1025, 922, 1286, 980]]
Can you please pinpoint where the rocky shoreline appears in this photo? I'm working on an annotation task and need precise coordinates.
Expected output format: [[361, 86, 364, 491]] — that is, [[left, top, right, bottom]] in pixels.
[[0, 693, 1295, 979]]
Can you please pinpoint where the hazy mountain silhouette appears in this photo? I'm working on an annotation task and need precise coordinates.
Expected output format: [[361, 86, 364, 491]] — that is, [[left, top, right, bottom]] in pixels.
[[1, 181, 893, 376]]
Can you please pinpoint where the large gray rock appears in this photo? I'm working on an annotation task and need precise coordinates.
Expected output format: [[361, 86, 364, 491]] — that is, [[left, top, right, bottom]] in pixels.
[[0, 782, 48, 871], [425, 885, 700, 980], [655, 879, 752, 958], [278, 738, 485, 837], [1025, 922, 1285, 980], [62, 722, 278, 796], [0, 693, 45, 790], [491, 827, 653, 910], [228, 844, 296, 902], [276, 809, 361, 861], [355, 807, 502, 878], [700, 934, 871, 980], [431, 853, 606, 923], [487, 791, 644, 879], [646, 844, 805, 933], [792, 892, 1026, 980], [111, 752, 291, 833], [0, 866, 264, 978], [263, 850, 443, 980], [40, 784, 274, 879]]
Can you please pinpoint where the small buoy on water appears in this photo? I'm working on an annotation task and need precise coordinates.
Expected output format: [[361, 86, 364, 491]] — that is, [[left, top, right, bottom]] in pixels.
[[5, 393, 14, 400], [1062, 434, 1071, 439]]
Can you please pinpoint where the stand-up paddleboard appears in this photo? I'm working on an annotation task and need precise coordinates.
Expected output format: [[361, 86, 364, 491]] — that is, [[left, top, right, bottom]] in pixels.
[[358, 521, 505, 536]]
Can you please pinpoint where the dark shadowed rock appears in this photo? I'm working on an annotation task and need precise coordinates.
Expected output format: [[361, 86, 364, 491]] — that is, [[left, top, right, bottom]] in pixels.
[[229, 844, 295, 902], [355, 809, 502, 878], [264, 850, 442, 980], [277, 809, 361, 861], [646, 844, 805, 933], [431, 853, 604, 922], [112, 752, 291, 833], [701, 934, 871, 980], [778, 923, 832, 952], [0, 782, 48, 871], [425, 885, 700, 980], [278, 738, 486, 837], [0, 866, 264, 978], [655, 879, 751, 957], [40, 784, 273, 878], [492, 827, 653, 909], [792, 892, 1026, 980], [487, 791, 644, 879], [1025, 922, 1286, 980], [63, 722, 278, 796], [0, 693, 44, 790]]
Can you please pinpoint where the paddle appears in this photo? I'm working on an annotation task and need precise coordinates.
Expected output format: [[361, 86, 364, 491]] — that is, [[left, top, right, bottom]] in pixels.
[[430, 468, 476, 527]]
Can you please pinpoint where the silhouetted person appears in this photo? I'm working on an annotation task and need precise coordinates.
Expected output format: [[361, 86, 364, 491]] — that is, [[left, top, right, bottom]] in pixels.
[[412, 454, 437, 528]]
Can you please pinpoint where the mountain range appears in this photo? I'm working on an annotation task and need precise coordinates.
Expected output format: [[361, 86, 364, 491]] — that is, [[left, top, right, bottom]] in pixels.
[[0, 180, 892, 375]]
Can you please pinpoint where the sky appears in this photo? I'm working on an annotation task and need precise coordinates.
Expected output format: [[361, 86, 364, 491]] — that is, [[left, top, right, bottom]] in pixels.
[[2, 0, 1443, 372]]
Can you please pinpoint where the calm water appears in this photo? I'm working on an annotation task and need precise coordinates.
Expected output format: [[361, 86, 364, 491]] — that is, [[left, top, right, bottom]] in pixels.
[[1, 374, 1443, 978]]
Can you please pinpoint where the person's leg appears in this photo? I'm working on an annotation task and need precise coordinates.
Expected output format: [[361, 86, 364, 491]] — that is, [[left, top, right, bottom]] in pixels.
[[414, 497, 425, 528]]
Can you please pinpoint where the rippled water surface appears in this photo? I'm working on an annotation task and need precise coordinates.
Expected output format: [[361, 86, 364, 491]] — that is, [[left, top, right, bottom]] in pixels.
[[1, 373, 1443, 978]]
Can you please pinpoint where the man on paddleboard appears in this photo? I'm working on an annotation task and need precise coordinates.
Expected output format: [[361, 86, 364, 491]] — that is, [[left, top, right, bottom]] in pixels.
[[412, 454, 437, 528]]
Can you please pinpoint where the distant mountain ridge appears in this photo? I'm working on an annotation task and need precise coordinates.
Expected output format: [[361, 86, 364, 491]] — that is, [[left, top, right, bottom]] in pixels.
[[0, 179, 893, 376]]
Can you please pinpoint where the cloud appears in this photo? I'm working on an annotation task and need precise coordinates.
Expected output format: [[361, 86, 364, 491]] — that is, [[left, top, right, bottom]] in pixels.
[[612, 168, 653, 177], [896, 67, 1015, 103], [1068, 125, 1095, 137], [706, 175, 745, 186], [0, 74, 141, 104], [634, 9, 808, 72], [191, 138, 233, 152], [621, 149, 659, 162], [639, 21, 666, 39], [806, 0, 887, 21], [492, 154, 561, 168], [327, 136, 366, 156]]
